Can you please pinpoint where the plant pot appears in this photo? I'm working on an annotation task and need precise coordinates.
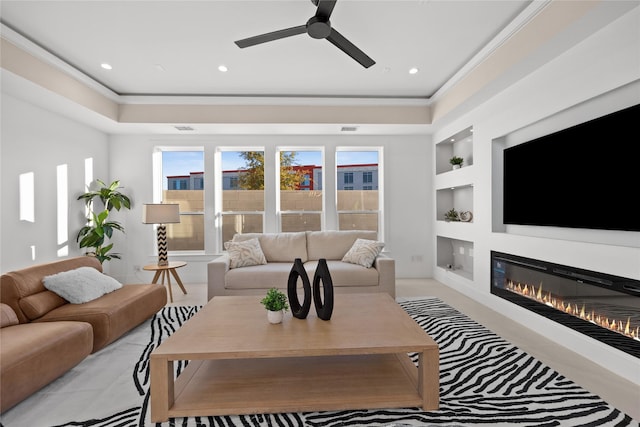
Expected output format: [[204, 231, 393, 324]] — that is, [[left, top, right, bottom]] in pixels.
[[267, 309, 284, 324], [452, 164, 461, 170]]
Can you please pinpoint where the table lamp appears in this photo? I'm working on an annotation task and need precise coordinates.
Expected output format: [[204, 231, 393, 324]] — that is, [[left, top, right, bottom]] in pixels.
[[142, 203, 180, 266]]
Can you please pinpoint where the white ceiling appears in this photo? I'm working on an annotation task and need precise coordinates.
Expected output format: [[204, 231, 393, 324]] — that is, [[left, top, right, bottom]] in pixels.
[[0, 0, 532, 99]]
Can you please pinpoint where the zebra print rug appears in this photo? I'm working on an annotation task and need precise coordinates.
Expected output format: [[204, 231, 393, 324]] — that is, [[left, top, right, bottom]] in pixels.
[[2, 298, 635, 427]]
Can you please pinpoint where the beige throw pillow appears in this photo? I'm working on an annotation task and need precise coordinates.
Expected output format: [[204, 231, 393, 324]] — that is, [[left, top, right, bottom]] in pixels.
[[224, 238, 267, 269], [342, 238, 385, 268]]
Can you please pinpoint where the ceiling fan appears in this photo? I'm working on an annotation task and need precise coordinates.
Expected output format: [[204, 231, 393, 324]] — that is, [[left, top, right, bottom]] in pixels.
[[234, 0, 375, 68]]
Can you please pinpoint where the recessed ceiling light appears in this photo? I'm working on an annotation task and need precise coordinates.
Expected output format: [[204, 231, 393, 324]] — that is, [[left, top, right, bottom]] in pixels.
[[101, 63, 112, 70], [218, 65, 228, 72], [409, 67, 419, 74]]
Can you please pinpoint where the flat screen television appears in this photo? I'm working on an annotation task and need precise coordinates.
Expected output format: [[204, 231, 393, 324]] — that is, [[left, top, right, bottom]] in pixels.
[[503, 103, 640, 232]]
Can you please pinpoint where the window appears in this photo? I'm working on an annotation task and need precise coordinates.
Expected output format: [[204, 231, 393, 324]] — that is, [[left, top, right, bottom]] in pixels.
[[155, 146, 382, 253], [169, 178, 189, 190], [159, 149, 205, 251], [336, 149, 382, 233], [344, 172, 354, 185], [278, 149, 323, 232], [193, 175, 204, 190], [219, 150, 265, 246], [228, 176, 239, 189]]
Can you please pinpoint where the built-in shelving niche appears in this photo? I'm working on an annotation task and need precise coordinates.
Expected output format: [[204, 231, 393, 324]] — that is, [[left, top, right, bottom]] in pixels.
[[435, 126, 474, 175], [436, 184, 474, 222], [436, 236, 474, 280]]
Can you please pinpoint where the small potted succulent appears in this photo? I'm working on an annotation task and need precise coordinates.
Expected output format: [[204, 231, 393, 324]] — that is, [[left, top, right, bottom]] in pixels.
[[260, 288, 289, 324], [444, 208, 460, 222], [449, 156, 464, 169]]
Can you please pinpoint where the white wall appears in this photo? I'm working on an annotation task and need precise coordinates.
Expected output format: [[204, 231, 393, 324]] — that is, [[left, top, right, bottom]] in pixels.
[[0, 93, 109, 273], [1, 2, 637, 385], [432, 7, 640, 383], [107, 134, 433, 284]]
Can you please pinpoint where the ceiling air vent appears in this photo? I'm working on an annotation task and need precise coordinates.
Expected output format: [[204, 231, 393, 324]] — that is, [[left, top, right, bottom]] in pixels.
[[174, 126, 194, 131], [341, 126, 358, 132]]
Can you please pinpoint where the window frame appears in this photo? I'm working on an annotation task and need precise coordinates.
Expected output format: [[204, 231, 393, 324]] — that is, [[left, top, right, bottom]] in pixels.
[[276, 147, 325, 233], [216, 147, 266, 250], [153, 146, 206, 255], [335, 147, 384, 239]]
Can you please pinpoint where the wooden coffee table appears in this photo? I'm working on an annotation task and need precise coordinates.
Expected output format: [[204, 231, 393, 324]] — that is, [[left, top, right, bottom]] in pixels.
[[150, 293, 439, 422]]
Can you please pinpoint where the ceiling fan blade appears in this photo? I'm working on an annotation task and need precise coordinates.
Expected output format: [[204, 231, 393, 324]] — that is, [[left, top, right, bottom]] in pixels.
[[326, 28, 375, 68], [315, 0, 337, 19], [235, 25, 307, 48]]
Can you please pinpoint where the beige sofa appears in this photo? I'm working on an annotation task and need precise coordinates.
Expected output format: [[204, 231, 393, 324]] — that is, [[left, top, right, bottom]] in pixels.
[[207, 230, 395, 299], [0, 256, 167, 412]]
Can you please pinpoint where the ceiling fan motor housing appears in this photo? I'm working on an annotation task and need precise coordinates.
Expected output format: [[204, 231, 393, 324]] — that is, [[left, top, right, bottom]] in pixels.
[[307, 16, 331, 39]]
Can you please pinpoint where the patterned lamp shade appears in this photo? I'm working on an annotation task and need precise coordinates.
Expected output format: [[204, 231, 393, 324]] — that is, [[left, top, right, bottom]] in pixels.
[[142, 203, 180, 266]]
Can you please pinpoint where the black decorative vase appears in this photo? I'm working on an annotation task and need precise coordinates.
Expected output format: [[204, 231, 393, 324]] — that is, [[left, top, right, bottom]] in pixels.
[[313, 258, 334, 321], [287, 258, 312, 319]]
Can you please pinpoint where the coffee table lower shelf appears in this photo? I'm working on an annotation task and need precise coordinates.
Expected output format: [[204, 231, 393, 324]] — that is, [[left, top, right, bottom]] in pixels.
[[151, 352, 438, 421]]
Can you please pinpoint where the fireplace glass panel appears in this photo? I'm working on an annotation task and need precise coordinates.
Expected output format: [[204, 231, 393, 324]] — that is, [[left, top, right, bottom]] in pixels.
[[491, 251, 640, 358]]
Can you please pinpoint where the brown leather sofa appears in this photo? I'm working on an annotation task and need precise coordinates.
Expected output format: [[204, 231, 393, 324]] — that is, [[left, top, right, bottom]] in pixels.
[[0, 256, 167, 413]]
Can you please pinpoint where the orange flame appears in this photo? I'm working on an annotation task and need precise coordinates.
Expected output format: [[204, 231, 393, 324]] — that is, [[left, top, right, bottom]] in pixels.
[[505, 279, 638, 341]]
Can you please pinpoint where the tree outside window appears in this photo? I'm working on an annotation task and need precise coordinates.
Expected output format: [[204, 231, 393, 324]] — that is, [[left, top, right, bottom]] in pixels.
[[221, 150, 265, 245], [237, 151, 307, 190], [278, 150, 322, 232]]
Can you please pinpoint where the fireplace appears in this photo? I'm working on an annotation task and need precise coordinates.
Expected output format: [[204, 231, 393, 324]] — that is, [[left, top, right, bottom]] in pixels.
[[490, 251, 640, 358]]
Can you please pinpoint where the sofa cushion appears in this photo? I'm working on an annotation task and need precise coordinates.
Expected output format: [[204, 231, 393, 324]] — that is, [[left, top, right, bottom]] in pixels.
[[0, 304, 18, 328], [19, 291, 67, 321], [306, 230, 378, 260], [0, 321, 93, 412], [224, 238, 267, 269], [35, 283, 167, 352], [304, 260, 380, 287], [225, 262, 293, 290], [1, 256, 102, 324], [43, 267, 123, 304], [233, 232, 308, 263], [342, 238, 385, 268]]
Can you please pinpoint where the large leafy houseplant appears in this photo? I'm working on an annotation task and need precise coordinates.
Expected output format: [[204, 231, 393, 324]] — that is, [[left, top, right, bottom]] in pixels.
[[76, 179, 131, 263]]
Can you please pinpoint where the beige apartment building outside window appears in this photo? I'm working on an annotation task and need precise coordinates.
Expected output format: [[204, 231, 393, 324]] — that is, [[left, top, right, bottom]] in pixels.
[[158, 147, 383, 252]]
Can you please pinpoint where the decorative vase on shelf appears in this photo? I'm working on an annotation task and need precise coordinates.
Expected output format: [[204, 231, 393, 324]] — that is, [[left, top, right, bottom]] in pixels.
[[459, 211, 473, 222]]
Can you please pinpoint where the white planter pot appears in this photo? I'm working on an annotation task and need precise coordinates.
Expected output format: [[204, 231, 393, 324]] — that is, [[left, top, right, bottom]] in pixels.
[[267, 309, 284, 324], [452, 164, 461, 170]]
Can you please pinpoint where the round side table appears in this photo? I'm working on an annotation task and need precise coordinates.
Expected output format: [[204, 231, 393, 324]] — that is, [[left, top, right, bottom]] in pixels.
[[143, 261, 188, 303]]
